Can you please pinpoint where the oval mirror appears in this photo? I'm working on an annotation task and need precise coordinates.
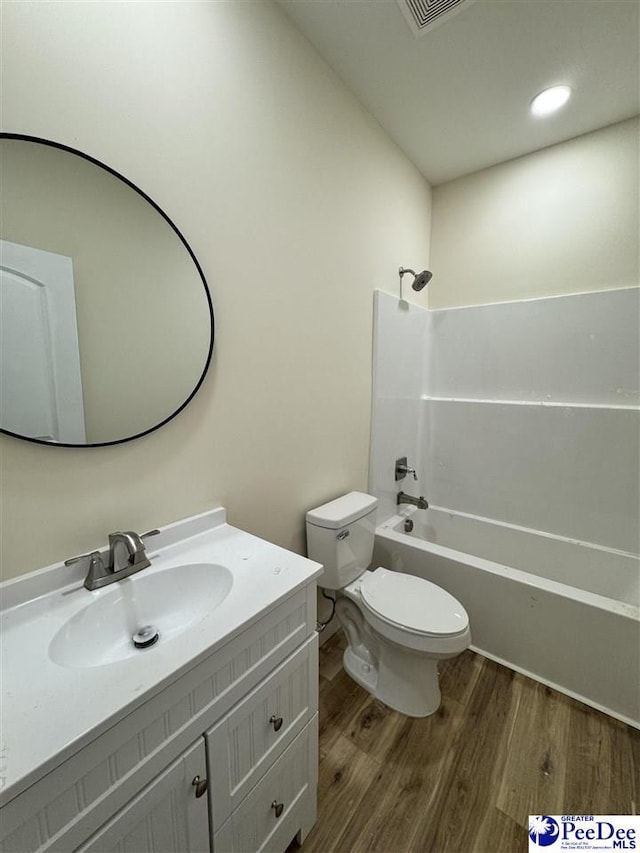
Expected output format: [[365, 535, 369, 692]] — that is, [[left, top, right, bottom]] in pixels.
[[0, 134, 214, 447]]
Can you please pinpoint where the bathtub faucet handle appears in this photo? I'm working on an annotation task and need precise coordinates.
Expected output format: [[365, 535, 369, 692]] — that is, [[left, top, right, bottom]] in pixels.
[[395, 457, 418, 481]]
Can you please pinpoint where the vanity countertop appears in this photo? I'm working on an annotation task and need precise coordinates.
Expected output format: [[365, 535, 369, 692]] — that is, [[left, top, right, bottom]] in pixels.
[[0, 508, 322, 803]]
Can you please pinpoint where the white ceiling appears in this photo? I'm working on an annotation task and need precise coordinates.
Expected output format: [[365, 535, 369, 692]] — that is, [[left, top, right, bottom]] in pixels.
[[278, 0, 640, 185]]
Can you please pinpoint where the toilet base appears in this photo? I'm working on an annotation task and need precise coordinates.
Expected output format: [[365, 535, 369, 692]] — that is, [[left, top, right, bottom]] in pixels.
[[340, 627, 443, 718], [335, 590, 452, 718], [375, 641, 441, 717], [343, 645, 378, 695]]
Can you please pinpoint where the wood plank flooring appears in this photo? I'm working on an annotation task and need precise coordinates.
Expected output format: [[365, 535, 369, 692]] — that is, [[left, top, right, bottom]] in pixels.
[[297, 631, 639, 853]]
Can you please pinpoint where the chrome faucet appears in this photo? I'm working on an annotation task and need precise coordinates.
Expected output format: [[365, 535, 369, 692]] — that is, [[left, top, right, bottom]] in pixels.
[[65, 529, 159, 591], [109, 531, 149, 573], [397, 491, 429, 510]]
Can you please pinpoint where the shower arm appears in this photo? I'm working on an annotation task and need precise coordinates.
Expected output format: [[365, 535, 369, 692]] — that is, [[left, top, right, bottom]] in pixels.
[[399, 266, 416, 301]]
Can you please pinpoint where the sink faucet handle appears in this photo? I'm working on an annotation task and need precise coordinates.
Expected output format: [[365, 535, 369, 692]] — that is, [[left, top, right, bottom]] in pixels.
[[83, 552, 110, 589], [65, 550, 111, 590], [65, 549, 103, 567], [142, 529, 160, 539]]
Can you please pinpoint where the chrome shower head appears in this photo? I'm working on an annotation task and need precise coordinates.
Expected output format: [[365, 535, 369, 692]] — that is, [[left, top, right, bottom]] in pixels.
[[399, 266, 433, 300], [411, 270, 433, 291]]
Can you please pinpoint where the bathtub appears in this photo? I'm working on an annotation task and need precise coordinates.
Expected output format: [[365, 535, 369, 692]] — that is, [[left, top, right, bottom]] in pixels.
[[373, 506, 640, 728]]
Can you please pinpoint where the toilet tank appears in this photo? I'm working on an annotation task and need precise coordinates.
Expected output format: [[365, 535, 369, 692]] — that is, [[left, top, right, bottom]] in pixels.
[[305, 492, 378, 589]]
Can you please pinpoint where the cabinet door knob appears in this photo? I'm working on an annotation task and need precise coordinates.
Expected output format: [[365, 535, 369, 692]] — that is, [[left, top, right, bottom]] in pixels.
[[269, 714, 283, 732], [271, 800, 284, 818], [192, 775, 208, 798]]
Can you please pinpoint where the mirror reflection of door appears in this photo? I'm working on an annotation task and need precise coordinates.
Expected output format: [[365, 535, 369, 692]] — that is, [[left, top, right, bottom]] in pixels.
[[0, 239, 86, 442], [1, 135, 214, 447]]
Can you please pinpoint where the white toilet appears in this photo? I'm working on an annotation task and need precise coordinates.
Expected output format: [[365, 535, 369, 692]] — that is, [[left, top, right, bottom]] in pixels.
[[306, 491, 471, 717]]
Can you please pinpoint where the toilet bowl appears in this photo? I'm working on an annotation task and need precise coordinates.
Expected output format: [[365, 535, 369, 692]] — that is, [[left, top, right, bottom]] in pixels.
[[339, 567, 470, 716], [306, 492, 470, 717]]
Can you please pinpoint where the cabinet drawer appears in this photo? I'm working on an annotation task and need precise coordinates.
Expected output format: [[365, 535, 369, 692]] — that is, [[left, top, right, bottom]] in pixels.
[[213, 715, 318, 853], [207, 634, 318, 830]]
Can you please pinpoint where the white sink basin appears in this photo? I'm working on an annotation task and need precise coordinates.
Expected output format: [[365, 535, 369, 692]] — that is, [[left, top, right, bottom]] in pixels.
[[49, 563, 233, 668]]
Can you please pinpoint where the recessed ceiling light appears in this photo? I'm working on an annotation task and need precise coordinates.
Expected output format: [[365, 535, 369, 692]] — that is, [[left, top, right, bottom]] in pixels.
[[530, 85, 572, 117]]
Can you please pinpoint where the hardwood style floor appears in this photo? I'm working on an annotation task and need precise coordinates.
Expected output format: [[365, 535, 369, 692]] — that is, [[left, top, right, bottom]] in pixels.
[[296, 631, 639, 853]]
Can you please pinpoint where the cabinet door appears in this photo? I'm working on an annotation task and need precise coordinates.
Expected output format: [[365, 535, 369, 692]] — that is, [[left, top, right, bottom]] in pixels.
[[76, 739, 210, 853]]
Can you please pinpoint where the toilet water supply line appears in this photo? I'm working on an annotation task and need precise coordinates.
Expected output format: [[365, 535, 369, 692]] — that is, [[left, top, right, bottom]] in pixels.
[[316, 590, 337, 632]]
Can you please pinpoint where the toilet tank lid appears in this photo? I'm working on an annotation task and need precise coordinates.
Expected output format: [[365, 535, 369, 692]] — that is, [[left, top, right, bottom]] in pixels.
[[306, 492, 378, 529]]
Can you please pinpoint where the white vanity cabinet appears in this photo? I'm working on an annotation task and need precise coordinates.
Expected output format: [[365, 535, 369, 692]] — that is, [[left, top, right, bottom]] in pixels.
[[1, 581, 319, 853]]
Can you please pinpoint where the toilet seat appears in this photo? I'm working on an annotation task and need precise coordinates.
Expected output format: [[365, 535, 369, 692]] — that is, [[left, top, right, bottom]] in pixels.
[[346, 567, 470, 654], [360, 567, 469, 637]]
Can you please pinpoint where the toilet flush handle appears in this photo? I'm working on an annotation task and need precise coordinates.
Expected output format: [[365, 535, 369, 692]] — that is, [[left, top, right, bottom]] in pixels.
[[337, 529, 350, 541]]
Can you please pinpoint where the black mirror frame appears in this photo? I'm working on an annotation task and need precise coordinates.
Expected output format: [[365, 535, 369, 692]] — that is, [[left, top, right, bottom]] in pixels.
[[0, 132, 215, 448]]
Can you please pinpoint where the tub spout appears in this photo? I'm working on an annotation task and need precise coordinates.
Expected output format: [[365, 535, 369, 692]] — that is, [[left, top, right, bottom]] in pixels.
[[397, 491, 429, 510]]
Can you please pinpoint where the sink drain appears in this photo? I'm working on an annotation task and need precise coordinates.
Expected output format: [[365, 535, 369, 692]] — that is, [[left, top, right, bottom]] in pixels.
[[132, 625, 160, 649]]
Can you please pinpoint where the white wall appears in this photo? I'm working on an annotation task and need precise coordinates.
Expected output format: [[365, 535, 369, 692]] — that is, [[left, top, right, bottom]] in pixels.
[[429, 118, 639, 308], [0, 1, 432, 579]]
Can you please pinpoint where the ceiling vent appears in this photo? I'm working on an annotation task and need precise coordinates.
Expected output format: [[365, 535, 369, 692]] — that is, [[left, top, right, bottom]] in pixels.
[[397, 0, 476, 37]]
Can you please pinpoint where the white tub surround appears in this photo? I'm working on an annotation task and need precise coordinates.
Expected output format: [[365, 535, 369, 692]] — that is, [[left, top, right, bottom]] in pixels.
[[371, 287, 640, 548], [0, 509, 322, 852]]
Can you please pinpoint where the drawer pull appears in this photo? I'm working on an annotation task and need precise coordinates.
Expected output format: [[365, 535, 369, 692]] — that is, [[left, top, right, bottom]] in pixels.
[[192, 775, 208, 798], [269, 714, 283, 732], [271, 800, 284, 819]]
